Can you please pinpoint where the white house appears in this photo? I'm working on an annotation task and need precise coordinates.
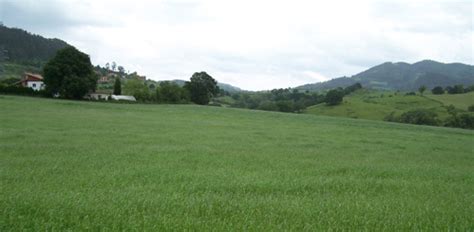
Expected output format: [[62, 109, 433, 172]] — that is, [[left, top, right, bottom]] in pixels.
[[20, 73, 45, 91]]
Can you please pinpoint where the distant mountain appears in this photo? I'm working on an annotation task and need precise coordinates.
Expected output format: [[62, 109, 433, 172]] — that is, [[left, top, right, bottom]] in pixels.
[[297, 60, 474, 91], [215, 82, 242, 93], [0, 25, 70, 63], [159, 79, 242, 93]]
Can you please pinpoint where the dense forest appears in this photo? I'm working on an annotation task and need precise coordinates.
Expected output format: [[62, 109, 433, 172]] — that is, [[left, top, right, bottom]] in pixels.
[[0, 25, 69, 64]]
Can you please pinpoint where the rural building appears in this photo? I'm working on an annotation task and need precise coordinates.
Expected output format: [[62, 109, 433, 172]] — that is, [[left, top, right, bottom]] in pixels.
[[110, 95, 136, 101], [98, 76, 109, 83], [85, 91, 110, 100], [19, 73, 45, 91], [84, 92, 136, 102]]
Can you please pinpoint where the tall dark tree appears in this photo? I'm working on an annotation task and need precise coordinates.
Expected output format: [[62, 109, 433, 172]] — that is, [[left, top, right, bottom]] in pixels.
[[113, 77, 122, 95], [184, 72, 219, 105], [117, 66, 125, 74], [325, 88, 344, 105], [43, 46, 97, 99]]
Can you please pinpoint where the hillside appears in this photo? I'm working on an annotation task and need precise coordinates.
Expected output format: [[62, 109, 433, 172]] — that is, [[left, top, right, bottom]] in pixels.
[[0, 25, 70, 80], [1, 95, 473, 230], [297, 60, 474, 91], [0, 25, 69, 63], [305, 89, 474, 121]]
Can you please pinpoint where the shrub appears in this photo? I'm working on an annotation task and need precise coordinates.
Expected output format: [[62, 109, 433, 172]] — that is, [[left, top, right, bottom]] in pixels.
[[446, 85, 464, 94], [325, 88, 344, 105], [258, 101, 278, 111], [468, 105, 474, 112], [431, 86, 444, 95], [398, 109, 439, 126], [444, 113, 474, 130], [0, 85, 48, 97]]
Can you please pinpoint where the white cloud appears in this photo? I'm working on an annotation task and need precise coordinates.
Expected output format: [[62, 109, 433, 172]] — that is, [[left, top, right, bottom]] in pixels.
[[1, 0, 472, 90]]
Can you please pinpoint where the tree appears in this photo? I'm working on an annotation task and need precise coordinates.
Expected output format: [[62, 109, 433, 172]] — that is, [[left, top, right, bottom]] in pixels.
[[446, 85, 464, 94], [105, 62, 110, 70], [184, 72, 219, 105], [111, 62, 117, 71], [325, 88, 344, 105], [113, 78, 121, 95], [431, 86, 444, 95], [123, 79, 149, 101], [399, 109, 439, 126], [156, 81, 189, 103], [418, 85, 426, 95], [117, 66, 125, 74], [468, 105, 474, 112], [43, 46, 97, 99], [343, 83, 362, 95]]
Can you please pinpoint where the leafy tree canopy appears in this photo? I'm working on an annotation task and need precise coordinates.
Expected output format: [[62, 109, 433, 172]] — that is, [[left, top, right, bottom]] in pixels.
[[325, 88, 344, 105], [43, 46, 97, 99], [184, 72, 219, 105]]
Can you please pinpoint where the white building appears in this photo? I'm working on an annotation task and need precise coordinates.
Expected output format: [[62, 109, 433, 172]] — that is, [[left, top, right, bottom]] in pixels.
[[20, 73, 45, 91], [110, 95, 136, 101]]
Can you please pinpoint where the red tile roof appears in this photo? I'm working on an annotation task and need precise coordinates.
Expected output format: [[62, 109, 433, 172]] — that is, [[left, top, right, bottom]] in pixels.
[[23, 73, 44, 82]]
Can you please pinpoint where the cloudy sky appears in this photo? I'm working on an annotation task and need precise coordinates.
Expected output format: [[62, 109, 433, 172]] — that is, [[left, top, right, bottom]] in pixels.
[[1, 0, 472, 90]]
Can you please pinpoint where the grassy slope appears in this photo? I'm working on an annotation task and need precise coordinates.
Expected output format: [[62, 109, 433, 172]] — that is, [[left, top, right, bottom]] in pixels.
[[0, 62, 41, 80], [305, 90, 466, 121], [0, 95, 473, 230], [425, 92, 474, 111]]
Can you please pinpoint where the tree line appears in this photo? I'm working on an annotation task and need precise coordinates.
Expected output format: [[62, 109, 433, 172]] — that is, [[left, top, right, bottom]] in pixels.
[[222, 83, 362, 113], [113, 72, 219, 105]]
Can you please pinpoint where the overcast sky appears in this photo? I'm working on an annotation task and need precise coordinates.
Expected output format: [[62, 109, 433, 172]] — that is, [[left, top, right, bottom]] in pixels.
[[1, 0, 472, 90]]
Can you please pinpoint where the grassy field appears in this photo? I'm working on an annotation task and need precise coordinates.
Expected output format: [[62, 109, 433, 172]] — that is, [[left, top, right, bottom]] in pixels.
[[425, 92, 474, 111], [1, 95, 473, 230], [305, 89, 473, 121], [0, 62, 42, 80]]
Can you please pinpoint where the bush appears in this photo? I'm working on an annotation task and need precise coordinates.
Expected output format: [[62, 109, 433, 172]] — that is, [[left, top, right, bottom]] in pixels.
[[446, 85, 464, 94], [431, 86, 444, 95], [276, 100, 295, 112], [398, 109, 439, 126], [258, 101, 278, 111], [325, 88, 344, 105], [405, 92, 416, 96], [0, 85, 48, 97], [444, 113, 474, 130], [468, 105, 474, 112]]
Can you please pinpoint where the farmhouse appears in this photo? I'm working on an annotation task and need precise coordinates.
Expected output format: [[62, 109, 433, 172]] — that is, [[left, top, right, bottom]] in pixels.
[[19, 73, 45, 91]]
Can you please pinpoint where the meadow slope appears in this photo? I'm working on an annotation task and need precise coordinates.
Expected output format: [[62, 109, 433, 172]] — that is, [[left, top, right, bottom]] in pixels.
[[1, 95, 473, 230], [305, 90, 474, 121]]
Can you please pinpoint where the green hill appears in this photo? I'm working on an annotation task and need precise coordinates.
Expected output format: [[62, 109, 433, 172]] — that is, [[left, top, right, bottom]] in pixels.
[[0, 25, 70, 80], [305, 90, 473, 121], [0, 25, 69, 63], [297, 60, 474, 91], [426, 92, 474, 111], [1, 95, 473, 230]]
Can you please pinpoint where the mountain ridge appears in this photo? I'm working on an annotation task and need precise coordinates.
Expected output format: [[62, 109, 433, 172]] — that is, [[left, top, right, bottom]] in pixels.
[[297, 60, 474, 91]]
